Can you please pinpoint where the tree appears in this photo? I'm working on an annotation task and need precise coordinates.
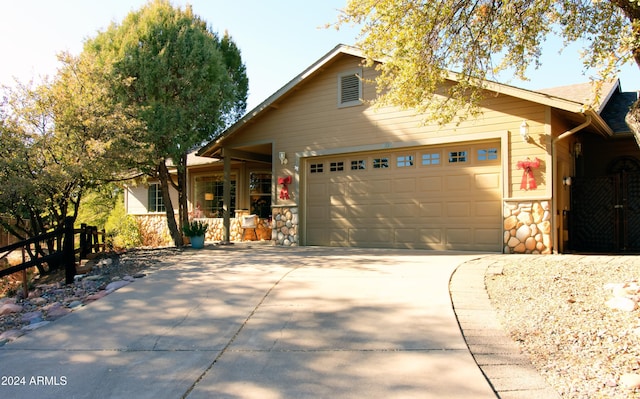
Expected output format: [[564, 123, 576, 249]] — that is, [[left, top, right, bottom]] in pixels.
[[335, 0, 640, 128], [0, 80, 83, 240], [83, 0, 248, 246], [0, 48, 139, 242]]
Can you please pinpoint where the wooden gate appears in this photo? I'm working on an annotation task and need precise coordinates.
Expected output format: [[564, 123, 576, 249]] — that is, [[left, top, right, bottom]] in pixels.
[[571, 172, 640, 252]]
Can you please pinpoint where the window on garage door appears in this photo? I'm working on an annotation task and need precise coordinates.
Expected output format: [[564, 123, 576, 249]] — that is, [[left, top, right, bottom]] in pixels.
[[397, 154, 415, 168], [477, 147, 499, 162]]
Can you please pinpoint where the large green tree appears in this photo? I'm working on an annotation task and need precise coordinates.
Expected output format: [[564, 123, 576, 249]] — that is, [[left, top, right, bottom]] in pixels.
[[335, 0, 640, 129], [0, 48, 141, 242], [84, 0, 248, 246]]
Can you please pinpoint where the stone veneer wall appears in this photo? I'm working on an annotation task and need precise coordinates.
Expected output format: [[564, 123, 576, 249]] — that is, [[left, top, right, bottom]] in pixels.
[[199, 218, 242, 242], [272, 206, 298, 246], [197, 217, 271, 242], [135, 214, 173, 246], [503, 200, 552, 254], [135, 215, 271, 245]]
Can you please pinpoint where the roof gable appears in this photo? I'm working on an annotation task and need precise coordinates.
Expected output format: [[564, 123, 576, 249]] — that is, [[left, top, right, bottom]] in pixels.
[[600, 87, 637, 134], [199, 45, 364, 156], [199, 45, 624, 156]]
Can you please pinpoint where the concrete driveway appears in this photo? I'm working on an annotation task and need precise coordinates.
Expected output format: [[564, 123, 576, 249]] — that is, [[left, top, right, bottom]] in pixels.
[[0, 246, 497, 398]]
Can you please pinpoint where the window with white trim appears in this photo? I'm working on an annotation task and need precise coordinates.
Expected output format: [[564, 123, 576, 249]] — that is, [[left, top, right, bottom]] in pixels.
[[310, 163, 324, 173], [338, 69, 362, 107], [148, 183, 165, 213]]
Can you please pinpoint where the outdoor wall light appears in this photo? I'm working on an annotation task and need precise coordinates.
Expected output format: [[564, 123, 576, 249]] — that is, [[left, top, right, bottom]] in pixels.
[[574, 142, 582, 157], [519, 121, 530, 142], [279, 151, 288, 165]]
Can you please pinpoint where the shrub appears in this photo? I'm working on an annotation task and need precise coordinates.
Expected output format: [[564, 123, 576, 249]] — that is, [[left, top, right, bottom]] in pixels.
[[105, 194, 142, 250], [182, 220, 208, 237]]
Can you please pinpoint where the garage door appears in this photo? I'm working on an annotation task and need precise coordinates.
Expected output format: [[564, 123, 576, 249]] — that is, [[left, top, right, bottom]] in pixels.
[[304, 141, 502, 251]]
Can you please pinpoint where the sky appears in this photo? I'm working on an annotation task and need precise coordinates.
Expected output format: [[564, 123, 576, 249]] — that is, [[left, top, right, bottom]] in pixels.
[[1, 0, 639, 113]]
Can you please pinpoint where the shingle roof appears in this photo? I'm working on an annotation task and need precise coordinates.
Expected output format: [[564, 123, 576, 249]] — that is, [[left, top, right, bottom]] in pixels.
[[536, 80, 620, 113], [536, 79, 639, 135], [600, 90, 637, 134]]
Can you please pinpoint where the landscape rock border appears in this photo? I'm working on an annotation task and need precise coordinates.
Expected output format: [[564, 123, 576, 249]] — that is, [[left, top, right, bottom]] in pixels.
[[0, 247, 180, 346]]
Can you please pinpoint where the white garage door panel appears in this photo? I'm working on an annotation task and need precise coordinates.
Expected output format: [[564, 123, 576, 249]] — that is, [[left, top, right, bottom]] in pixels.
[[305, 142, 502, 251]]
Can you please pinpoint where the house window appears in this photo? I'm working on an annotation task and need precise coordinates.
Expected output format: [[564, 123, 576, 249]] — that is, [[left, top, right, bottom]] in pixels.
[[250, 172, 271, 219], [330, 161, 344, 172], [478, 148, 498, 161], [194, 175, 236, 218], [448, 151, 468, 163], [338, 69, 362, 107], [373, 157, 389, 169], [351, 160, 366, 170], [397, 155, 414, 167], [148, 183, 165, 213], [422, 153, 440, 165], [310, 163, 324, 173]]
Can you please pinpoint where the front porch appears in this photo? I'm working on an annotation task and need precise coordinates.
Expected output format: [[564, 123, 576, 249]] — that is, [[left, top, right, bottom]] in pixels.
[[196, 210, 272, 243]]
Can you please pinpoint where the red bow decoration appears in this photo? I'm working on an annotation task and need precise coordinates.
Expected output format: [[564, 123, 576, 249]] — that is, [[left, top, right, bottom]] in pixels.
[[517, 158, 540, 190], [278, 176, 292, 200]]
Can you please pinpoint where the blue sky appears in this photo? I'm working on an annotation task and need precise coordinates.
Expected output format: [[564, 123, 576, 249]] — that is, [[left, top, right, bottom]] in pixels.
[[1, 0, 638, 112]]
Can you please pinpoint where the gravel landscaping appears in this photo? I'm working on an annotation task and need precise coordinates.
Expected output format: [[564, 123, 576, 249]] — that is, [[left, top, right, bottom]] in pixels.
[[486, 255, 640, 398], [0, 248, 180, 338]]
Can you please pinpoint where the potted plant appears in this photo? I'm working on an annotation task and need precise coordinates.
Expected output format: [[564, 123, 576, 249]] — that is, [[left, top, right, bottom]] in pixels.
[[183, 220, 208, 249]]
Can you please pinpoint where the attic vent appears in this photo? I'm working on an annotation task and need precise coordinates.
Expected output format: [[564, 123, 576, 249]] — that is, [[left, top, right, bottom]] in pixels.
[[338, 69, 362, 107]]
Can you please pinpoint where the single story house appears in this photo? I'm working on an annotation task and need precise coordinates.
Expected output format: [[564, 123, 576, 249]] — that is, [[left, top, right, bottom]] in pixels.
[[126, 44, 640, 253]]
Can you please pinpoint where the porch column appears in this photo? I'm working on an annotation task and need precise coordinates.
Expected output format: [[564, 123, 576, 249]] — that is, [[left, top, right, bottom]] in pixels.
[[222, 148, 231, 243]]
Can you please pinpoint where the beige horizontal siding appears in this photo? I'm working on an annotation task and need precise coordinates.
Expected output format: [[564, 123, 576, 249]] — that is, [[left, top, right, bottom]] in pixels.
[[224, 53, 553, 199]]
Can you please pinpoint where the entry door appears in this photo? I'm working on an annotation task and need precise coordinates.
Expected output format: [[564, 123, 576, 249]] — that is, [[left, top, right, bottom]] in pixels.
[[571, 172, 640, 252]]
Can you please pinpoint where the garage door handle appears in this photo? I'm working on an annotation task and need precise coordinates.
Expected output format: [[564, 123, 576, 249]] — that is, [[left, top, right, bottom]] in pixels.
[[614, 204, 624, 209]]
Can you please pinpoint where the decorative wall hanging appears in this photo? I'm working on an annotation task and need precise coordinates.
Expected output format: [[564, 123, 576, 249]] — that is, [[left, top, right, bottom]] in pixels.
[[517, 157, 540, 190], [278, 176, 292, 200]]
